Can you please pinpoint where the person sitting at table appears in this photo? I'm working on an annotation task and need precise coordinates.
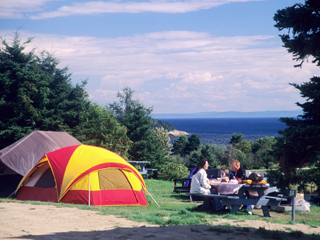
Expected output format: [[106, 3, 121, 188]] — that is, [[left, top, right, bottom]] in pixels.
[[229, 159, 253, 213], [229, 160, 245, 180], [190, 159, 224, 211]]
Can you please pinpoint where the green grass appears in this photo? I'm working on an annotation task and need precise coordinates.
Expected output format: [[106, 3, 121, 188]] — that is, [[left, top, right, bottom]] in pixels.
[[1, 179, 320, 228]]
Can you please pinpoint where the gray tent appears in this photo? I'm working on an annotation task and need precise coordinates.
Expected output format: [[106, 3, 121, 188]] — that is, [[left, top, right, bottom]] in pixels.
[[0, 131, 81, 197]]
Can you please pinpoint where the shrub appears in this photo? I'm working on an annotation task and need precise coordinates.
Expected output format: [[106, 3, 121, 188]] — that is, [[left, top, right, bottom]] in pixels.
[[158, 162, 189, 181]]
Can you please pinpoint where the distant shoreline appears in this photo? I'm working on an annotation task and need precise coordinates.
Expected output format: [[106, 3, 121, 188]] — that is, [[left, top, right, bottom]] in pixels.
[[152, 110, 302, 119], [162, 118, 285, 145], [168, 130, 189, 137]]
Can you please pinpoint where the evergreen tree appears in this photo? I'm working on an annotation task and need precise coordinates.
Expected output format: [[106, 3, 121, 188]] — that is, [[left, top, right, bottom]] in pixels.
[[229, 133, 243, 145], [184, 133, 201, 155], [252, 137, 277, 169], [277, 77, 320, 172], [0, 32, 89, 149], [187, 144, 219, 170], [274, 0, 320, 67], [72, 103, 131, 159], [274, 0, 320, 184], [109, 87, 168, 169], [172, 135, 187, 156], [235, 139, 253, 154]]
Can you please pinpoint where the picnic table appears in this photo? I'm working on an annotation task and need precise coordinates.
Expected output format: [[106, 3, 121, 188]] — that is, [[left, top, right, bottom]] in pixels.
[[210, 180, 242, 195], [222, 184, 287, 217], [190, 182, 287, 217], [128, 161, 157, 179]]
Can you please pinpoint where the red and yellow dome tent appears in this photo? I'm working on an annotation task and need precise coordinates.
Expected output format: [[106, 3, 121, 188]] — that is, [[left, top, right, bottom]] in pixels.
[[16, 145, 148, 206]]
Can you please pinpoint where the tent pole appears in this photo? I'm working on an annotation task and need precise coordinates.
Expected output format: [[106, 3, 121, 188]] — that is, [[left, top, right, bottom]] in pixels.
[[134, 175, 160, 207], [88, 174, 91, 206], [143, 184, 160, 207], [7, 190, 16, 199]]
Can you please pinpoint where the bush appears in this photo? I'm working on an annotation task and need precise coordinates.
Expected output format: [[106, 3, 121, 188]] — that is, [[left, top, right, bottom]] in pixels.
[[158, 162, 189, 181]]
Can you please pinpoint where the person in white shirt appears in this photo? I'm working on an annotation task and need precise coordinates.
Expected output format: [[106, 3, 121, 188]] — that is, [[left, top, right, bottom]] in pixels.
[[190, 159, 224, 211], [190, 159, 211, 194]]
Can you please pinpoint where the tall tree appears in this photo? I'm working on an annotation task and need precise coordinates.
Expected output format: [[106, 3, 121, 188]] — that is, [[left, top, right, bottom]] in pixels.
[[276, 77, 320, 172], [274, 0, 320, 184], [274, 0, 320, 67], [252, 137, 277, 169], [229, 133, 243, 145], [0, 32, 90, 149], [72, 103, 132, 159], [184, 133, 201, 155], [172, 135, 187, 156], [109, 87, 168, 169], [153, 127, 172, 156]]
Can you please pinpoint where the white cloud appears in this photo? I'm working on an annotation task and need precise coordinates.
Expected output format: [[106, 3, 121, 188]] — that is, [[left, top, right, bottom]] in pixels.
[[0, 0, 55, 19], [2, 30, 318, 113], [0, 0, 264, 19]]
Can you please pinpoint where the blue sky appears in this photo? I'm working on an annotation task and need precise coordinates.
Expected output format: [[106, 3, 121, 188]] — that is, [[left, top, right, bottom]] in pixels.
[[1, 0, 318, 114]]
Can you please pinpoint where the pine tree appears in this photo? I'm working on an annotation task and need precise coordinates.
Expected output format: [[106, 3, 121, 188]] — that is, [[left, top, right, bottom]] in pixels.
[[109, 87, 169, 169], [72, 104, 132, 159], [274, 1, 320, 184], [0, 32, 89, 148]]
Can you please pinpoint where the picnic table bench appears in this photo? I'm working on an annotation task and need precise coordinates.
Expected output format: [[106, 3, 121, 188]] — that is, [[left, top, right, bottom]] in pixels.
[[189, 184, 288, 217], [128, 161, 157, 179], [173, 178, 191, 193]]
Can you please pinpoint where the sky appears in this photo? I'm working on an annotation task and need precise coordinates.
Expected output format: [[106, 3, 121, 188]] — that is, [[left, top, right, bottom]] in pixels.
[[1, 0, 319, 114]]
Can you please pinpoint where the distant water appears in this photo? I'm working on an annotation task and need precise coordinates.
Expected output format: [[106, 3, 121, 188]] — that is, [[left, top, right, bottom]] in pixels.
[[158, 118, 287, 145]]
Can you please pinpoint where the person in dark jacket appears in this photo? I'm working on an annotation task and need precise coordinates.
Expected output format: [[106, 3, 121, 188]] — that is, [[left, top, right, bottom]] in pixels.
[[229, 159, 253, 213], [230, 160, 246, 179]]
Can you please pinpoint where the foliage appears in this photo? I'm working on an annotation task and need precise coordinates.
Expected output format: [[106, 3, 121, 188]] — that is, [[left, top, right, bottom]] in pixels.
[[152, 119, 175, 131], [109, 86, 153, 118], [218, 135, 278, 170], [187, 144, 222, 170], [168, 154, 189, 166], [235, 139, 253, 154], [158, 162, 189, 181], [109, 87, 169, 169], [171, 132, 283, 173], [187, 150, 202, 170], [72, 104, 131, 159], [266, 168, 288, 191], [232, 148, 247, 168], [229, 133, 243, 145], [276, 78, 320, 182], [274, 0, 320, 67], [153, 127, 172, 156], [172, 134, 200, 157], [0, 31, 90, 149], [274, 1, 320, 187], [172, 135, 187, 156], [252, 137, 278, 169], [211, 144, 228, 167], [295, 168, 318, 194], [224, 144, 236, 168], [184, 134, 201, 155], [199, 144, 221, 168], [310, 162, 320, 194]]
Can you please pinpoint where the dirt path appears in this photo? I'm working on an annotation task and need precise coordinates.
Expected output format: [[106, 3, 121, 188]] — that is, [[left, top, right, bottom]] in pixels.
[[1, 202, 320, 240]]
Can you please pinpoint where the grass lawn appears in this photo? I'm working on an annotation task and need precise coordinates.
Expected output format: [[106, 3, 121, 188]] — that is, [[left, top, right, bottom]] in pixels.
[[1, 179, 319, 227]]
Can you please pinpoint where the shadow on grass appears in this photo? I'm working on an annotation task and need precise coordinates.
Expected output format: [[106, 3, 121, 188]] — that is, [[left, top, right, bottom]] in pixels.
[[13, 225, 320, 240], [188, 204, 233, 216], [170, 193, 190, 201]]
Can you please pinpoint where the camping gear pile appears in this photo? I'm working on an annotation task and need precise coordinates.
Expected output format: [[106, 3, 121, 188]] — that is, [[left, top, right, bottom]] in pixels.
[[238, 173, 267, 185]]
